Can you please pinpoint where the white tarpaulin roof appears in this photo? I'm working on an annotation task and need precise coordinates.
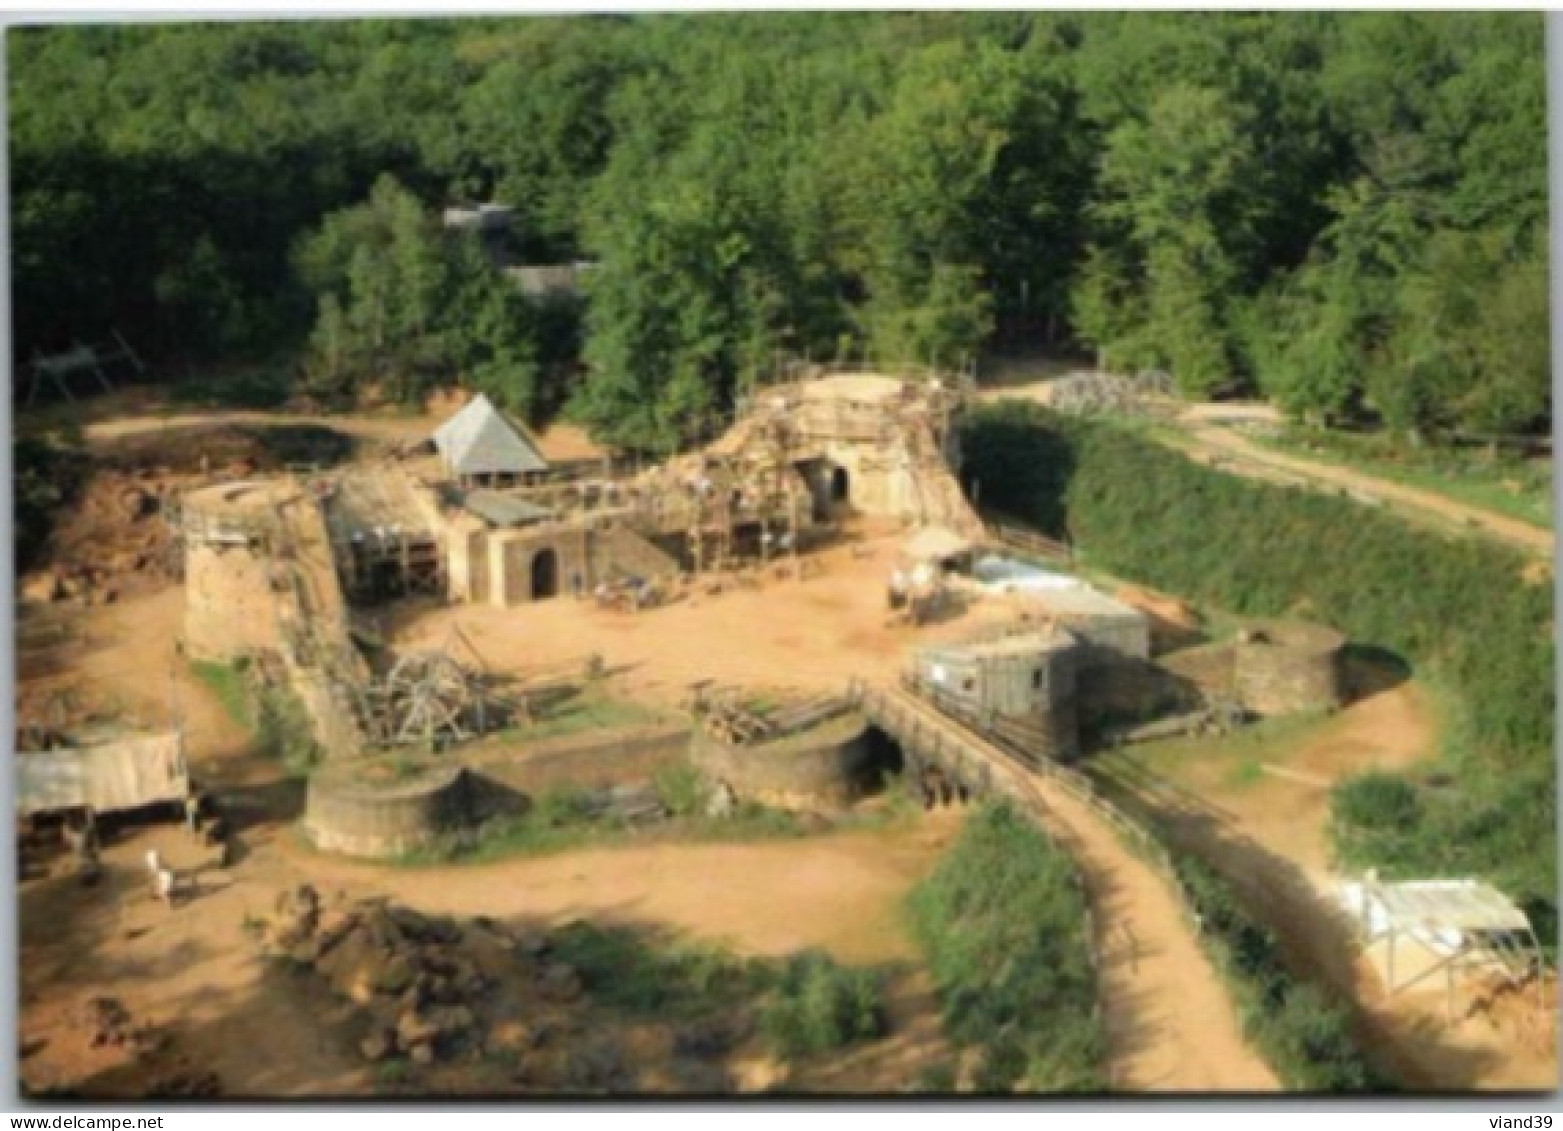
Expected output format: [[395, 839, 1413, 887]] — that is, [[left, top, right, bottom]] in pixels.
[[1338, 879, 1533, 943], [432, 394, 549, 477], [17, 731, 188, 816], [972, 554, 1084, 593]]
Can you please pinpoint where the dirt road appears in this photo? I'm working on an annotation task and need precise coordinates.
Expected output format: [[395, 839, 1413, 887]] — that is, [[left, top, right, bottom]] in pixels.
[[1179, 423, 1552, 558], [873, 685, 1279, 1093], [75, 406, 606, 464], [977, 379, 1551, 559]]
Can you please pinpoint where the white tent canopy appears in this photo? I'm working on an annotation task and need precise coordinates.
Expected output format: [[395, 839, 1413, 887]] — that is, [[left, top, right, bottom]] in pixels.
[[432, 394, 549, 478]]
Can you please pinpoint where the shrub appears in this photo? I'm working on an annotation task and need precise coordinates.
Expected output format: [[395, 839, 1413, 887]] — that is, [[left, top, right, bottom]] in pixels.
[[761, 951, 885, 1060], [906, 801, 1106, 1092], [549, 921, 767, 1017], [653, 763, 708, 818], [1174, 853, 1378, 1090], [528, 783, 598, 829]]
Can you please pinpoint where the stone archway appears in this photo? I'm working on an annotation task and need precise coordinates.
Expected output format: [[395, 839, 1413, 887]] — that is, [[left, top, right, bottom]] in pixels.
[[831, 466, 850, 504], [531, 547, 559, 600]]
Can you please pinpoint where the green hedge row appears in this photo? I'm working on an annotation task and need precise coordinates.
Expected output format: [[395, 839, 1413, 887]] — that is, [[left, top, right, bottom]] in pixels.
[[963, 403, 1555, 935], [1174, 854, 1381, 1091], [905, 801, 1106, 1092]]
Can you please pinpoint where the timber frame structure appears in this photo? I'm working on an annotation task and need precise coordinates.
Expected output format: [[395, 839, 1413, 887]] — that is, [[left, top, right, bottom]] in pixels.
[[1349, 875, 1547, 1019]]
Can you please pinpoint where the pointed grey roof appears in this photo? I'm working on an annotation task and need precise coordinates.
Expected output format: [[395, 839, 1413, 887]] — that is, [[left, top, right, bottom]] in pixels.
[[432, 394, 549, 477]]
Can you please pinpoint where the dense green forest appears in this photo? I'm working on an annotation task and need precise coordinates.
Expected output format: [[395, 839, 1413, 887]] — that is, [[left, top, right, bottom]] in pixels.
[[9, 14, 1549, 450]]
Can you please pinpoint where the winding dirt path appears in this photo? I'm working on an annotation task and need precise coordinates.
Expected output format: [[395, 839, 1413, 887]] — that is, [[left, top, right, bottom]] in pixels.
[[1034, 777, 1279, 1093], [977, 380, 1550, 559], [75, 407, 606, 463], [875, 685, 1279, 1093], [1179, 422, 1551, 558]]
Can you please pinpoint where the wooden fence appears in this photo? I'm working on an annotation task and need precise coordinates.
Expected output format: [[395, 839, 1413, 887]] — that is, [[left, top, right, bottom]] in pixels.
[[847, 675, 1201, 935]]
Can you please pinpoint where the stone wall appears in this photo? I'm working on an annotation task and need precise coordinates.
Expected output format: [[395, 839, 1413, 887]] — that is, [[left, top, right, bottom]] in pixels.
[[690, 713, 873, 810], [1158, 642, 1238, 700], [1077, 656, 1203, 727], [304, 764, 474, 859], [1233, 622, 1344, 716], [184, 542, 281, 662], [459, 723, 691, 794]]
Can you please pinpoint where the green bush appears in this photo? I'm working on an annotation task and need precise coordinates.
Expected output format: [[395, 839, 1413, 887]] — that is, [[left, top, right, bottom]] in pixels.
[[963, 404, 1556, 930], [1174, 855, 1378, 1091], [761, 951, 886, 1060], [528, 783, 599, 829], [653, 763, 709, 819], [190, 658, 318, 775], [253, 682, 321, 777], [906, 801, 1106, 1092], [549, 921, 769, 1018]]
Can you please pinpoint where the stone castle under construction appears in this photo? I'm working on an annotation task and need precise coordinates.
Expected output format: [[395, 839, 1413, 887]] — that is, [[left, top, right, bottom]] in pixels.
[[177, 371, 987, 758]]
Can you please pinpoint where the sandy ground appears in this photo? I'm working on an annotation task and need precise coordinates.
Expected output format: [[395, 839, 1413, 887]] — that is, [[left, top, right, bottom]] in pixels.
[[75, 402, 604, 466], [385, 517, 1014, 708], [976, 376, 1551, 559], [1100, 660, 1557, 1091]]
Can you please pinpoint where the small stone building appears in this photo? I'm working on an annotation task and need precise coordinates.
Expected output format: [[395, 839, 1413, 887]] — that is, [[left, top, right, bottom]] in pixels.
[[911, 628, 1081, 761]]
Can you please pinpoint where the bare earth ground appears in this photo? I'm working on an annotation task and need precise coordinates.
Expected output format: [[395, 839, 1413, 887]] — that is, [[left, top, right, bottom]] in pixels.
[[70, 394, 606, 466], [17, 578, 964, 1096], [384, 516, 1018, 707], [976, 377, 1553, 559], [19, 398, 1555, 1093]]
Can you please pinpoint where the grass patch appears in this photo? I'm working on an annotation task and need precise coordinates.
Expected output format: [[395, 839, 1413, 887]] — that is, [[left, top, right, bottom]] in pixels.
[[189, 657, 319, 776], [1093, 709, 1334, 791], [190, 659, 254, 728], [1226, 758, 1264, 788], [499, 688, 668, 743], [550, 922, 887, 1063], [552, 920, 769, 1018], [906, 801, 1105, 1093]]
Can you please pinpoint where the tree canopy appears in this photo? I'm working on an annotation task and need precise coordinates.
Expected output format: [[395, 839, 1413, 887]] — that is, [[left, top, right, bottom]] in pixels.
[[9, 13, 1548, 447]]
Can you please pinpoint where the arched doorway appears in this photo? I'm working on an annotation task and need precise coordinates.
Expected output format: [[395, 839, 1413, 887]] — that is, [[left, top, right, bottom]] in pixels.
[[830, 466, 850, 504], [531, 548, 559, 600]]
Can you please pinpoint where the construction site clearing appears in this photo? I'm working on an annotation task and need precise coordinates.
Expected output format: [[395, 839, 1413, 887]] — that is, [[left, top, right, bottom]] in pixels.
[[15, 370, 1556, 1096]]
